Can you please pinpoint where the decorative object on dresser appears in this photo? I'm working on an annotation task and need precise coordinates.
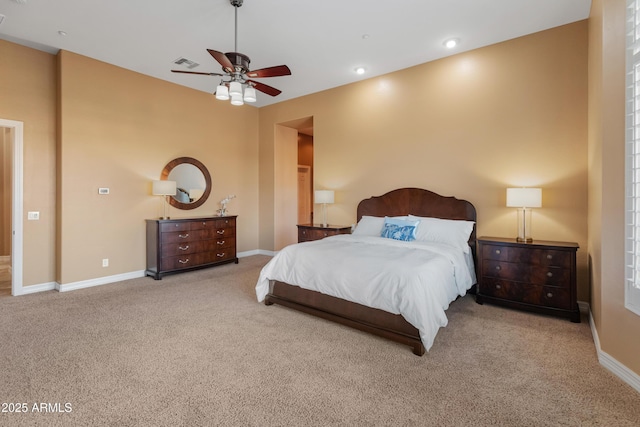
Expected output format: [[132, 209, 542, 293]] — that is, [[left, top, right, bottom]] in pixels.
[[217, 194, 236, 217], [146, 216, 238, 280], [476, 236, 579, 322], [506, 187, 542, 242], [297, 224, 351, 243], [152, 180, 177, 220], [314, 190, 334, 227]]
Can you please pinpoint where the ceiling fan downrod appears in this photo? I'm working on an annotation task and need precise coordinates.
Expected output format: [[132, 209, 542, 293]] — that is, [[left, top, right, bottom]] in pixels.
[[231, 0, 243, 53]]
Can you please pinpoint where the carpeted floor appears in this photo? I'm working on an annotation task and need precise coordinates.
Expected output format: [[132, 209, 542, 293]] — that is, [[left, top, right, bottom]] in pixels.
[[0, 255, 639, 426]]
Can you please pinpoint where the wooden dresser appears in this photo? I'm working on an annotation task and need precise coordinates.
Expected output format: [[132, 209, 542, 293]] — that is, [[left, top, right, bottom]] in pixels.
[[297, 224, 352, 243], [145, 216, 238, 280], [476, 236, 580, 322]]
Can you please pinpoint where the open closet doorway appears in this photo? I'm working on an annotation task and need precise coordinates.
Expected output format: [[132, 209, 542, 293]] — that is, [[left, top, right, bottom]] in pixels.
[[274, 117, 313, 250], [0, 119, 24, 297]]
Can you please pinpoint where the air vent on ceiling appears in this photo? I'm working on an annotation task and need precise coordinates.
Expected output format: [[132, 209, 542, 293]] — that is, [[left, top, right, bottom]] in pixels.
[[172, 57, 199, 69]]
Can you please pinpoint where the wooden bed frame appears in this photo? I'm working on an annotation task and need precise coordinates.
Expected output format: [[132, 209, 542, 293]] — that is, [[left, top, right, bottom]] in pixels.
[[264, 188, 477, 356]]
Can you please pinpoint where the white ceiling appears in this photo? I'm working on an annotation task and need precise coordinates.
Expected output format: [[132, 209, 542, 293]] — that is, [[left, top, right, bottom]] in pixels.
[[0, 0, 592, 108]]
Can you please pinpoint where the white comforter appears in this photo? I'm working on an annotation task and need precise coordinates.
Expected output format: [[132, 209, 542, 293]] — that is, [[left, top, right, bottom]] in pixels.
[[255, 234, 476, 351]]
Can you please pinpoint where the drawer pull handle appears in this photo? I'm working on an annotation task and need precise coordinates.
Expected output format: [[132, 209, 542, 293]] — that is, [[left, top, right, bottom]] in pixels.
[[217, 230, 225, 235], [178, 258, 190, 264], [178, 233, 189, 239], [495, 266, 501, 271], [547, 272, 553, 277], [546, 292, 553, 298], [495, 249, 501, 255], [495, 284, 501, 290], [217, 253, 225, 258], [217, 240, 225, 245], [547, 254, 553, 260], [178, 245, 189, 251]]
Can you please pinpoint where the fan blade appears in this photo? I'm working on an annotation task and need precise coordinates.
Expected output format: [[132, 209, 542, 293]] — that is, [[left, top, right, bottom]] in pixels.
[[171, 70, 224, 76], [246, 65, 291, 78], [247, 80, 282, 97], [207, 49, 235, 73]]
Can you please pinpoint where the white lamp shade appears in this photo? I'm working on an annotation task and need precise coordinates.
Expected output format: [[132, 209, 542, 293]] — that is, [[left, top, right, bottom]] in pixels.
[[152, 180, 177, 196], [215, 85, 229, 100], [243, 86, 257, 103], [506, 187, 542, 208], [230, 93, 244, 106], [229, 81, 242, 97], [315, 190, 335, 204]]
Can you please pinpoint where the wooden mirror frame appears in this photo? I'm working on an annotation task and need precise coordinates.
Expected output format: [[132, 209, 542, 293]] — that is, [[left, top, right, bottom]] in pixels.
[[160, 157, 212, 210]]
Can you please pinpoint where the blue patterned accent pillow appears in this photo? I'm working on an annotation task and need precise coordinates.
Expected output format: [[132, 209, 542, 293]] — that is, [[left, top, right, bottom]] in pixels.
[[380, 217, 420, 242]]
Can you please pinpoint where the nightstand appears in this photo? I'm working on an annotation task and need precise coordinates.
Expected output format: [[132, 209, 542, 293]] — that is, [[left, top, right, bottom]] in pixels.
[[476, 236, 580, 322], [297, 224, 352, 243]]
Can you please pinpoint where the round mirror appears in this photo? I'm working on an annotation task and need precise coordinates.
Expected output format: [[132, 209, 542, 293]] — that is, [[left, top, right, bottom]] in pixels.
[[160, 157, 212, 210]]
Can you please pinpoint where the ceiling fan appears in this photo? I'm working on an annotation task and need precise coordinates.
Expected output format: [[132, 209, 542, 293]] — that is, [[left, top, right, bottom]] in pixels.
[[171, 0, 291, 104]]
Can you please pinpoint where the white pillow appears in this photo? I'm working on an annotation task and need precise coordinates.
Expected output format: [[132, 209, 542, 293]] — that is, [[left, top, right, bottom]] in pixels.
[[408, 215, 475, 253], [352, 215, 407, 236]]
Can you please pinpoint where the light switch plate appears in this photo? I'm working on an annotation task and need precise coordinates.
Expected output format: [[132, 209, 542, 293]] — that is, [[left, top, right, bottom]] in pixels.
[[98, 188, 109, 195]]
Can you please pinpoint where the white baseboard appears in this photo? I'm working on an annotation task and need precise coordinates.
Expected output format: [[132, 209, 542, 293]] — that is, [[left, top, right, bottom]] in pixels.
[[18, 281, 57, 295], [581, 301, 640, 394], [56, 270, 146, 293]]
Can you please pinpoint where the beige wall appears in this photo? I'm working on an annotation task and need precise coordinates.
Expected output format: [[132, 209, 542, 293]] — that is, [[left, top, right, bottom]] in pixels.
[[0, 40, 57, 286], [588, 0, 640, 376], [259, 21, 590, 299], [56, 50, 259, 284]]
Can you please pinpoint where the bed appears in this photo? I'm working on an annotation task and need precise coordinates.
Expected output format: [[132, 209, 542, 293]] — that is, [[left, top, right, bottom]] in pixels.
[[255, 188, 477, 355]]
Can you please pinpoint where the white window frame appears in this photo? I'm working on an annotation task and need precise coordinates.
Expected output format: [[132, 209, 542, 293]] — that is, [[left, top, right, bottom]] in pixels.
[[624, 0, 640, 316]]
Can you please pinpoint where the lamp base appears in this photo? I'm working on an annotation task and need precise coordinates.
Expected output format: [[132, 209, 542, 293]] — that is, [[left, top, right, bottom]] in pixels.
[[516, 237, 533, 243]]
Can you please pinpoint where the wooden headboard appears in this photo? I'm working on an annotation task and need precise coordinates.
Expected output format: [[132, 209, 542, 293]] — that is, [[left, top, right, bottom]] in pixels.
[[357, 187, 477, 255]]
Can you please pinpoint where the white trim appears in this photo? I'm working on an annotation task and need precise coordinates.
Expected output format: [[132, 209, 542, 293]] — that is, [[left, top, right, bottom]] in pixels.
[[584, 301, 640, 394], [0, 119, 23, 297], [18, 282, 56, 295], [239, 249, 276, 257], [56, 270, 145, 293]]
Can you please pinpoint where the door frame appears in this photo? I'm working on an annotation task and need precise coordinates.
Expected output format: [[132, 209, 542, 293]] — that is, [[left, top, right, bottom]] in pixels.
[[0, 119, 23, 296]]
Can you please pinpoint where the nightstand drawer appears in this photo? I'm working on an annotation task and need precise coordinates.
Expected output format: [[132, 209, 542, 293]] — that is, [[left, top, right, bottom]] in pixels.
[[297, 224, 351, 243], [481, 279, 571, 310], [482, 261, 570, 287], [482, 245, 571, 268]]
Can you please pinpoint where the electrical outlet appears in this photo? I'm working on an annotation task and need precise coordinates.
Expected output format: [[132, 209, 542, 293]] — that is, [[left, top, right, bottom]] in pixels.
[[27, 211, 40, 220], [102, 259, 109, 267]]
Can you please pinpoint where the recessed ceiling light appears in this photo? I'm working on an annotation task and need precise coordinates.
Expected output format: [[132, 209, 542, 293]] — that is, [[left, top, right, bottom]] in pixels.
[[58, 30, 67, 36], [443, 38, 459, 49], [362, 34, 370, 40], [355, 67, 366, 75]]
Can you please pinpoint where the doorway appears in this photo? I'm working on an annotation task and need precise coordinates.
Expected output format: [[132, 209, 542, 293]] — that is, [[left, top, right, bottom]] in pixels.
[[0, 119, 24, 297]]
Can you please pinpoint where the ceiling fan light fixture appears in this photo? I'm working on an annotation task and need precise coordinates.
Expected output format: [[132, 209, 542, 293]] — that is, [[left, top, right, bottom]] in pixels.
[[216, 84, 229, 100], [244, 86, 257, 103], [229, 81, 242, 97], [230, 93, 244, 106]]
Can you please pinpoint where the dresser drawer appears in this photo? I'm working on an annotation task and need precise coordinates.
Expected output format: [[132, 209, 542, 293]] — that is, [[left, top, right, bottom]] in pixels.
[[215, 217, 236, 228], [480, 279, 571, 310], [160, 253, 204, 271], [189, 220, 217, 230], [482, 245, 571, 268], [160, 222, 191, 233], [160, 241, 203, 257], [482, 260, 570, 287], [161, 229, 200, 243]]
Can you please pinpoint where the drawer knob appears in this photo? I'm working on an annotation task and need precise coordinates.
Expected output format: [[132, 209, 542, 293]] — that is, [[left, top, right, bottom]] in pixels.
[[178, 245, 189, 251], [217, 240, 225, 245], [217, 230, 225, 235], [495, 249, 501, 255], [178, 258, 190, 264], [495, 284, 501, 290], [495, 266, 501, 271], [547, 272, 553, 277], [302, 230, 307, 235], [179, 233, 189, 239], [546, 292, 553, 298], [323, 232, 328, 236], [547, 254, 553, 260]]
